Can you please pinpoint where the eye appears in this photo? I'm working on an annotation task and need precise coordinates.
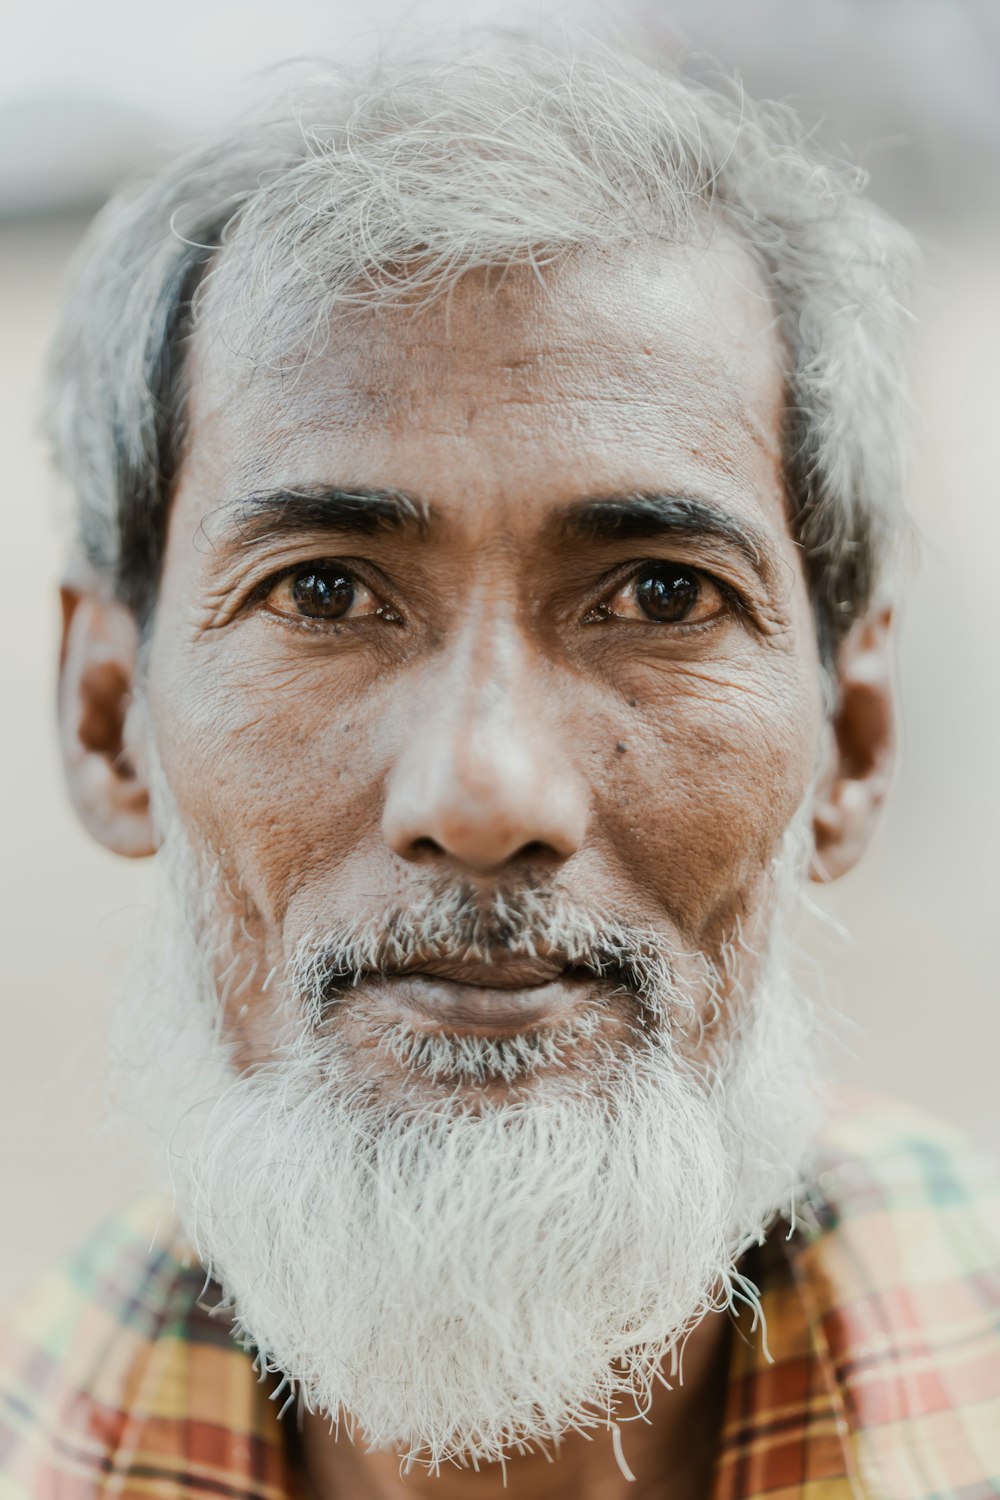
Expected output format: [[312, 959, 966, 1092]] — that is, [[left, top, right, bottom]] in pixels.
[[591, 562, 725, 626], [262, 562, 387, 623]]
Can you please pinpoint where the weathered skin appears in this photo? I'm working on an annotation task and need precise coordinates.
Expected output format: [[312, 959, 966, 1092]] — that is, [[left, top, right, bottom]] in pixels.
[[57, 237, 896, 1499]]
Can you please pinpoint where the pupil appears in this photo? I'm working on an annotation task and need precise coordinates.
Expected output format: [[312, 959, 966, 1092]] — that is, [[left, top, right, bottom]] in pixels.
[[291, 568, 355, 619], [635, 565, 700, 623]]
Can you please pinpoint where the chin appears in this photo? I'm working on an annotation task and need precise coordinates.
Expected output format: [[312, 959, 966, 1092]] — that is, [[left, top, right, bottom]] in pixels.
[[321, 979, 648, 1109]]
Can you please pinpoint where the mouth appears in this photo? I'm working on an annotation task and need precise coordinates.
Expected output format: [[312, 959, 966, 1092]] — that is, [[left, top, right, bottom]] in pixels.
[[331, 954, 626, 1038]]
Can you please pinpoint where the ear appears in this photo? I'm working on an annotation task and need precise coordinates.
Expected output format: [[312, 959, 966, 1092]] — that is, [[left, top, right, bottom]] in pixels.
[[810, 604, 896, 883], [58, 571, 155, 858]]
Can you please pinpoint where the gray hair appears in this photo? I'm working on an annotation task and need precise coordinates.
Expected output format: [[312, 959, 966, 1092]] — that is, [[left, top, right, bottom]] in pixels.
[[45, 32, 916, 658]]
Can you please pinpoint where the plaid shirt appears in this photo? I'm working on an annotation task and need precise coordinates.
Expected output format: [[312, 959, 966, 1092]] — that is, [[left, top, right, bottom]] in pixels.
[[1, 1096, 997, 1499]]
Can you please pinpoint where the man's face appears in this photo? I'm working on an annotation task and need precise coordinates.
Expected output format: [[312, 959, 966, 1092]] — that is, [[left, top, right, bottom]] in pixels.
[[91, 238, 837, 1464], [142, 238, 823, 1084]]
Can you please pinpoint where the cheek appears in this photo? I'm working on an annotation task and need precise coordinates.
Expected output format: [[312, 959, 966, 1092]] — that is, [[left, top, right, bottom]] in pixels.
[[146, 638, 387, 930], [597, 652, 822, 945]]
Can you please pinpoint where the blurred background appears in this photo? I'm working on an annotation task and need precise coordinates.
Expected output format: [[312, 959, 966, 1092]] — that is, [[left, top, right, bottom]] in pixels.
[[2, 0, 998, 1299]]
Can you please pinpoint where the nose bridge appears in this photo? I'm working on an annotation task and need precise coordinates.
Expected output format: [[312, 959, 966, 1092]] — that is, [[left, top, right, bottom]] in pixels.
[[449, 598, 534, 780], [382, 600, 589, 873]]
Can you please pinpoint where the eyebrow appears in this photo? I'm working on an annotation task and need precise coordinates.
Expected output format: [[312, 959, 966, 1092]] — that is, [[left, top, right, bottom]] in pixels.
[[553, 494, 776, 575], [213, 483, 777, 582], [216, 485, 434, 547]]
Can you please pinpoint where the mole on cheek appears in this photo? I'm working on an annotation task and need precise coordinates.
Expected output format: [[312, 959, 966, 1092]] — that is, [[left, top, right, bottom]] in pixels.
[[615, 741, 628, 754]]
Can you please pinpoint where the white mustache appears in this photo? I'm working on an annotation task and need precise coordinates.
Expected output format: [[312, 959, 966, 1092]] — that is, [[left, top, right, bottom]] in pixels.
[[287, 883, 706, 1030]]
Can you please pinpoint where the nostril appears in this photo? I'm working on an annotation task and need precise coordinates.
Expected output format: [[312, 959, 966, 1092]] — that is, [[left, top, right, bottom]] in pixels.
[[410, 835, 445, 858]]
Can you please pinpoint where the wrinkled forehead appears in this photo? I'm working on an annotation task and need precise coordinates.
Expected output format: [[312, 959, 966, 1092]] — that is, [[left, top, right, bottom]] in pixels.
[[183, 235, 788, 525]]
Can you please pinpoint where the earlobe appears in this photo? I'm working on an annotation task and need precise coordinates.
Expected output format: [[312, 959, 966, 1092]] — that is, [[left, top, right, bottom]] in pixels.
[[58, 581, 156, 859], [810, 606, 896, 883]]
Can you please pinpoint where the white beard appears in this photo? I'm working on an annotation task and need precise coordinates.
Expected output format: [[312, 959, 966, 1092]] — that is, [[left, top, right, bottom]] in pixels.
[[111, 782, 824, 1470]]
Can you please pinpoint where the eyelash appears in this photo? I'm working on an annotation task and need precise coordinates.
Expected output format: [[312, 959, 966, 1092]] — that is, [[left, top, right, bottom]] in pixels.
[[247, 560, 388, 610], [247, 558, 747, 631], [583, 562, 747, 626]]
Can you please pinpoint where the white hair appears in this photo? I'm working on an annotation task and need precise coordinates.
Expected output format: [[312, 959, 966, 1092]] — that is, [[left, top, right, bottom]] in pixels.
[[46, 30, 915, 658], [110, 754, 824, 1471]]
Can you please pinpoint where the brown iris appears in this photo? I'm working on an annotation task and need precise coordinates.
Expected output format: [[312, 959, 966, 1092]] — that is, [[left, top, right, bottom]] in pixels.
[[290, 566, 356, 620], [634, 564, 701, 623]]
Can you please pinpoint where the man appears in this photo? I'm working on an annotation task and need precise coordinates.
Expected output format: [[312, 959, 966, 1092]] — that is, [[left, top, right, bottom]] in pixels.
[[2, 32, 997, 1500]]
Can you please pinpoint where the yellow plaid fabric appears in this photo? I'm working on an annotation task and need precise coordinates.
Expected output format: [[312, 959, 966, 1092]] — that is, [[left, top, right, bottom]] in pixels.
[[1, 1096, 997, 1498]]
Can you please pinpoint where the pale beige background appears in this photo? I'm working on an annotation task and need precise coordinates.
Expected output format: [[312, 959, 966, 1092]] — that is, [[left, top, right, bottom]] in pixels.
[[1, 198, 998, 1300]]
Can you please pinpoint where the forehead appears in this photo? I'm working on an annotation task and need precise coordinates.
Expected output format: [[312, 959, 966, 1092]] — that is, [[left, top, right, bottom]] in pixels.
[[182, 236, 787, 534]]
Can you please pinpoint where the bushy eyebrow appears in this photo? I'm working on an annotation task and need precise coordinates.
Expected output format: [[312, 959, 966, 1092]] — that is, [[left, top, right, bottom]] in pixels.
[[216, 485, 435, 546], [212, 484, 778, 587], [552, 494, 778, 579]]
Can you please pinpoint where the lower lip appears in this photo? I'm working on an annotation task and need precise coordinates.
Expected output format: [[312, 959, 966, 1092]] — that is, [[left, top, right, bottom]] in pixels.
[[357, 973, 600, 1036]]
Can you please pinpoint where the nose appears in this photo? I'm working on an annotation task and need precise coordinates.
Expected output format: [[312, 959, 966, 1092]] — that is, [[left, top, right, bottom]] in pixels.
[[381, 647, 590, 876]]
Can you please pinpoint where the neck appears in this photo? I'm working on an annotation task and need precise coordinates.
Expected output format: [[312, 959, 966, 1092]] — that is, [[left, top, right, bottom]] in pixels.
[[295, 1311, 731, 1500]]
